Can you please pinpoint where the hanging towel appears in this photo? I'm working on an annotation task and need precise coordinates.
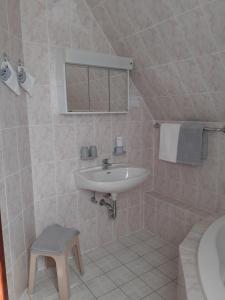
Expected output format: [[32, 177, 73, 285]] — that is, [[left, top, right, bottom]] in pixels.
[[0, 61, 20, 95], [159, 123, 181, 163], [176, 123, 208, 166], [17, 65, 35, 96]]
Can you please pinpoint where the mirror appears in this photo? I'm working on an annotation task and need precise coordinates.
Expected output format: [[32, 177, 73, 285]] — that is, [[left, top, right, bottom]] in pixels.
[[89, 67, 109, 112], [110, 69, 128, 112], [65, 63, 128, 113], [66, 64, 89, 112]]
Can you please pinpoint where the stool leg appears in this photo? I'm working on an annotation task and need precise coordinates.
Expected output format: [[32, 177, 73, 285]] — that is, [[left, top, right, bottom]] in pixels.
[[28, 253, 38, 295], [74, 237, 84, 275], [55, 255, 70, 300]]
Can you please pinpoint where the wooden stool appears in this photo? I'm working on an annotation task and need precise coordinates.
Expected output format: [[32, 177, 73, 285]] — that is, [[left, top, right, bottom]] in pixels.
[[28, 224, 84, 300]]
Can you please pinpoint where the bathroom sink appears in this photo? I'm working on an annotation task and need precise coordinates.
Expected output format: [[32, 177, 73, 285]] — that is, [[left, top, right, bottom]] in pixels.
[[74, 164, 150, 197]]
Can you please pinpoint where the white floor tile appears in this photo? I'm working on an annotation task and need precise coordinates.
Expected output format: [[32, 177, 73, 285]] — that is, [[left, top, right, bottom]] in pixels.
[[98, 288, 129, 300], [130, 242, 154, 256], [80, 263, 103, 282], [120, 278, 153, 300], [46, 267, 57, 280], [140, 269, 171, 290], [70, 283, 96, 300], [114, 248, 139, 264], [142, 292, 163, 300], [48, 265, 82, 290], [158, 260, 178, 280], [86, 275, 116, 297], [82, 254, 93, 265], [157, 282, 178, 300], [106, 265, 136, 286], [46, 294, 59, 300], [133, 230, 155, 241], [29, 233, 178, 300], [145, 237, 168, 250], [69, 255, 92, 274], [68, 266, 83, 288], [158, 244, 178, 260], [35, 269, 50, 284], [20, 292, 30, 300], [32, 292, 58, 300], [143, 251, 169, 267], [87, 247, 109, 261], [119, 235, 140, 247], [95, 255, 121, 272], [103, 241, 126, 254], [32, 277, 56, 298], [125, 257, 153, 276]]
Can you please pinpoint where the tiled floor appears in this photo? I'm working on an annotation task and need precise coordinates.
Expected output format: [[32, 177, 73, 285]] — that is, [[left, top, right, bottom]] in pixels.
[[26, 230, 178, 300]]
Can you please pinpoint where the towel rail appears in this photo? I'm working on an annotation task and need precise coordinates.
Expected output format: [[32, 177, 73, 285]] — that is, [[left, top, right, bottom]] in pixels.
[[154, 122, 225, 134]]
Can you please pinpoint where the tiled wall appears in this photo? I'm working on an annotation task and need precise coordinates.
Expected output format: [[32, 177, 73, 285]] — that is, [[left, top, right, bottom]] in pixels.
[[0, 0, 35, 299], [87, 0, 225, 122], [86, 0, 225, 241], [4, 0, 225, 297], [142, 121, 225, 244], [141, 122, 225, 245], [20, 0, 154, 253], [153, 122, 225, 216]]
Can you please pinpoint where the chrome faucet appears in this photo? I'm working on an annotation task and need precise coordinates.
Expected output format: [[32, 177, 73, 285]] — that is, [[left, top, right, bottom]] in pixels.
[[102, 158, 112, 170]]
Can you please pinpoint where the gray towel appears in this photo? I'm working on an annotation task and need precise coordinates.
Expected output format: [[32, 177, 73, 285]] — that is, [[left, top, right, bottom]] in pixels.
[[176, 123, 208, 166]]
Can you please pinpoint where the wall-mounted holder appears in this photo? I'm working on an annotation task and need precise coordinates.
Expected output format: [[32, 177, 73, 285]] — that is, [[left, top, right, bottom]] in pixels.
[[0, 52, 21, 95], [0, 52, 35, 97], [80, 146, 98, 160], [113, 137, 126, 156], [17, 59, 35, 96], [0, 53, 11, 82], [17, 60, 26, 84], [113, 146, 126, 156]]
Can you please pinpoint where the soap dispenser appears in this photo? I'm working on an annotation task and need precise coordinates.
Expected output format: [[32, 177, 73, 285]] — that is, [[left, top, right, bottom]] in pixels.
[[113, 136, 126, 156]]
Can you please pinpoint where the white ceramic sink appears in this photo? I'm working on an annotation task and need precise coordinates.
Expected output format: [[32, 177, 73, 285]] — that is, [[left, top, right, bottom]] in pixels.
[[74, 164, 150, 197]]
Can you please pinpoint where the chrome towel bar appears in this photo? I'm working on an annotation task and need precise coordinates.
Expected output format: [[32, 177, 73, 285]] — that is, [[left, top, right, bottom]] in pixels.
[[154, 122, 225, 134]]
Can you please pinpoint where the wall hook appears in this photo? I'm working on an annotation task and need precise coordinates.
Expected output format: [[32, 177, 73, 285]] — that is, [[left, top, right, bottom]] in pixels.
[[18, 59, 23, 67], [17, 63, 26, 84], [0, 53, 11, 81]]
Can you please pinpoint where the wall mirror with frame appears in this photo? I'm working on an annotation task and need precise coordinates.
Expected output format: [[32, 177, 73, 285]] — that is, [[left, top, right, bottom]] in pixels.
[[56, 49, 133, 114]]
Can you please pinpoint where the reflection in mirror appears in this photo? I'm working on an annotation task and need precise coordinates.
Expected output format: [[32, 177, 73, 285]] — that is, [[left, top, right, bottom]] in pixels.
[[64, 63, 128, 113], [110, 69, 128, 112], [89, 67, 109, 112], [65, 64, 89, 112]]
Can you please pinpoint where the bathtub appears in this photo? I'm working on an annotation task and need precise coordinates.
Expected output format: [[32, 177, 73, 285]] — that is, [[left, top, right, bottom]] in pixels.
[[198, 215, 225, 300]]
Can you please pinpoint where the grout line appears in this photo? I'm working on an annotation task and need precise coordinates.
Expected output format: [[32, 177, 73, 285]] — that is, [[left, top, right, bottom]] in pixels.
[[83, 0, 114, 55], [132, 42, 225, 73], [30, 232, 178, 299], [95, 0, 218, 49], [87, 237, 176, 289]]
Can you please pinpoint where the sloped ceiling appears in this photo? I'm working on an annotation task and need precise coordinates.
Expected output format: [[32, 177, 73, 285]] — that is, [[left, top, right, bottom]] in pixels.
[[86, 0, 225, 122]]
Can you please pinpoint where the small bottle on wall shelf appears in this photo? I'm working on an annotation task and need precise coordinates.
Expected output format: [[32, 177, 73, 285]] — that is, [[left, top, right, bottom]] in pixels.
[[113, 136, 126, 156]]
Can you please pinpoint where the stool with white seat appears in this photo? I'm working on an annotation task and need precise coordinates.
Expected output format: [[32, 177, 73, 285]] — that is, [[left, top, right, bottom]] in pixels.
[[28, 224, 84, 300]]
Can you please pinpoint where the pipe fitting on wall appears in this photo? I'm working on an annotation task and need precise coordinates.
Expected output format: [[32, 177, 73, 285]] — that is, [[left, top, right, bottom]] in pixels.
[[99, 193, 117, 220], [90, 192, 98, 204]]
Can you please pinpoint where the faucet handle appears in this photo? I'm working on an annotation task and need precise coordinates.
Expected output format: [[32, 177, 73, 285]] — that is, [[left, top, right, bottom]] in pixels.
[[102, 158, 109, 164], [102, 158, 112, 168]]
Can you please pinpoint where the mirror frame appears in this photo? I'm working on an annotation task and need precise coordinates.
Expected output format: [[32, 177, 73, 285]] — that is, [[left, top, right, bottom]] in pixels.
[[55, 49, 133, 115]]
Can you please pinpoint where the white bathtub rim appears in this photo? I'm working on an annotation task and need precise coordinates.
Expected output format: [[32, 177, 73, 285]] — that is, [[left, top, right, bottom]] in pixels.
[[198, 215, 225, 300]]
